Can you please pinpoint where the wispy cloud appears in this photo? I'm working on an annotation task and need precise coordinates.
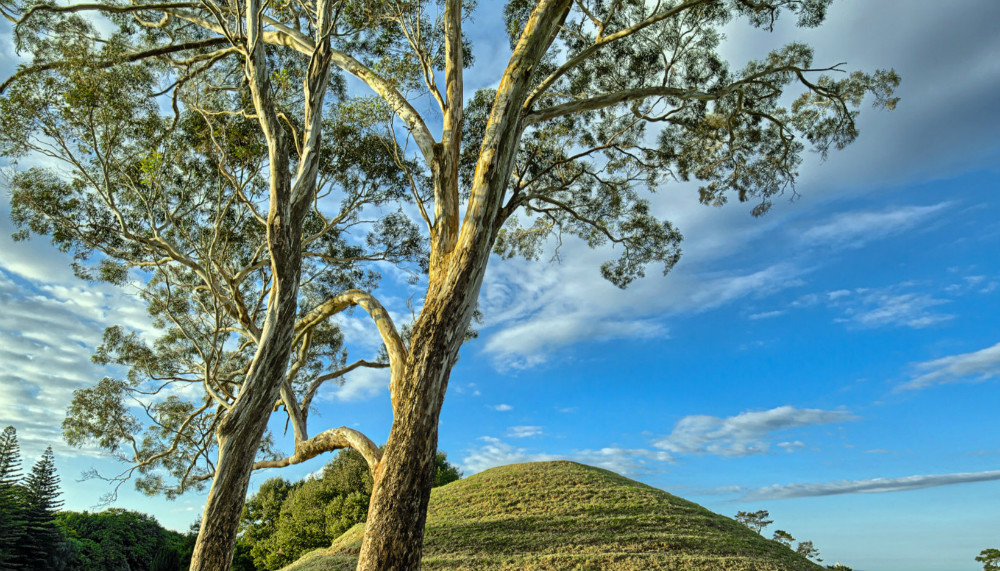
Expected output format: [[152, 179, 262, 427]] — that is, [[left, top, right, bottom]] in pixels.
[[897, 340, 1000, 391], [322, 366, 390, 402], [748, 310, 784, 320], [507, 426, 542, 438], [741, 470, 1000, 500], [0, 266, 151, 459], [799, 203, 951, 249], [653, 406, 857, 457], [461, 437, 558, 473], [480, 258, 805, 369], [838, 291, 953, 329], [460, 437, 672, 475], [491, 404, 513, 412]]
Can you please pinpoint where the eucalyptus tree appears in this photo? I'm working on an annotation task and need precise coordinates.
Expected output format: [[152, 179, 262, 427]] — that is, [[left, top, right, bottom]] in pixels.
[[1, 0, 898, 570], [1, 1, 424, 568]]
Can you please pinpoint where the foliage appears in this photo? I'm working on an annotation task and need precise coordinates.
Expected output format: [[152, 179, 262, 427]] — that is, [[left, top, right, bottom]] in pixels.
[[282, 461, 826, 571], [239, 448, 461, 570], [773, 529, 795, 547], [56, 508, 193, 571], [432, 452, 463, 488], [978, 548, 1000, 571], [797, 540, 822, 562], [0, 2, 424, 499], [735, 509, 773, 534], [0, 426, 26, 571], [21, 447, 68, 571]]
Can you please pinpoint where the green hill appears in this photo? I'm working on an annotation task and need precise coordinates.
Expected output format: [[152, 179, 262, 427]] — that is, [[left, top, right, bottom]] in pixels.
[[281, 460, 824, 571]]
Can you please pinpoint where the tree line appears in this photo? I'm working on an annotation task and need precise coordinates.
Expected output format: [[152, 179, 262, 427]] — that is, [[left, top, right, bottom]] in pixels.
[[233, 449, 461, 571], [0, 425, 195, 571]]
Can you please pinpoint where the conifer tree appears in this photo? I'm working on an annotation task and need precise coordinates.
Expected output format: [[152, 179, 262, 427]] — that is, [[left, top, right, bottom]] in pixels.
[[21, 447, 64, 571], [0, 426, 26, 571]]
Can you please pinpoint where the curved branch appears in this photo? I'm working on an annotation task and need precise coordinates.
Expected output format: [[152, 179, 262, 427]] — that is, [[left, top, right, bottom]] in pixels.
[[16, 1, 199, 23], [302, 359, 389, 416], [192, 426, 382, 479], [327, 49, 436, 163], [296, 289, 407, 373]]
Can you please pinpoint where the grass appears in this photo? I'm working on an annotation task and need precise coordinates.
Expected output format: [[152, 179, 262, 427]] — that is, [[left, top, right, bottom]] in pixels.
[[280, 460, 825, 571]]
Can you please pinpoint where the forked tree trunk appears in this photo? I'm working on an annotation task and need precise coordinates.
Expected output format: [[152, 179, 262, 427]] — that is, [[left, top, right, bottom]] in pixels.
[[356, 247, 491, 571], [355, 4, 570, 568]]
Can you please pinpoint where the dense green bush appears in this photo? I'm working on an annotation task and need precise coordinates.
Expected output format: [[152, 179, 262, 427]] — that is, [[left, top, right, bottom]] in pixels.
[[236, 449, 462, 570]]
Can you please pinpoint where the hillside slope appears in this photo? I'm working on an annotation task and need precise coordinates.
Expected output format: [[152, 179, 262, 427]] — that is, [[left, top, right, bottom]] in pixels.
[[281, 461, 824, 571]]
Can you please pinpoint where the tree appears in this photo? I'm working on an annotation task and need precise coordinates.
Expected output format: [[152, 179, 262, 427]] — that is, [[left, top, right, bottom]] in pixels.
[[57, 508, 178, 571], [0, 426, 26, 571], [239, 478, 299, 570], [1, 1, 897, 569], [797, 540, 822, 562], [433, 452, 462, 488], [772, 529, 794, 547], [978, 548, 1000, 571], [21, 448, 66, 571], [735, 509, 773, 535], [238, 448, 460, 569]]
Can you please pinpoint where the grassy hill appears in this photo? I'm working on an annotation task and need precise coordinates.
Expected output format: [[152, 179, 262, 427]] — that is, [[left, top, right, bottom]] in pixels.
[[281, 460, 825, 571]]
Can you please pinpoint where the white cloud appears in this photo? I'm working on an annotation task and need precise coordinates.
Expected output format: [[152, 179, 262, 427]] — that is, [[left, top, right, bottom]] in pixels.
[[484, 314, 665, 369], [324, 365, 390, 401], [897, 341, 1000, 391], [480, 257, 805, 369], [507, 425, 542, 438], [460, 437, 672, 476], [461, 437, 558, 473], [653, 406, 856, 457], [572, 447, 674, 474], [0, 256, 152, 460], [837, 291, 952, 329], [798, 203, 951, 249], [742, 470, 1000, 500], [748, 310, 784, 320], [491, 404, 514, 412]]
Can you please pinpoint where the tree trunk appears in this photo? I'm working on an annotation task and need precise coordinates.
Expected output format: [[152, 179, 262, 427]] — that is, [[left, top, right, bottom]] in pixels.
[[187, 313, 300, 571], [356, 247, 489, 571], [189, 224, 303, 571]]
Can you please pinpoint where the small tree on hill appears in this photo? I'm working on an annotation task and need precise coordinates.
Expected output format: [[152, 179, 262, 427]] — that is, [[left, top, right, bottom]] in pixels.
[[772, 529, 794, 547], [735, 509, 773, 534], [978, 548, 1000, 571], [797, 540, 822, 562]]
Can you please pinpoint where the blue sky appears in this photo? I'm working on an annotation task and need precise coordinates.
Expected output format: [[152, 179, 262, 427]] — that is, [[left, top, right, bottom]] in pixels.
[[1, 2, 999, 571]]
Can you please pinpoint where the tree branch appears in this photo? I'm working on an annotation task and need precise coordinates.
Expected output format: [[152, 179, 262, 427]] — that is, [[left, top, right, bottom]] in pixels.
[[296, 290, 407, 374], [192, 426, 382, 479], [0, 37, 232, 95], [523, 0, 716, 111]]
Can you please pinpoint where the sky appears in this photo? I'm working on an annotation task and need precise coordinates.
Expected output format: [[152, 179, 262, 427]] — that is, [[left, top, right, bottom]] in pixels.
[[1, 1, 999, 571]]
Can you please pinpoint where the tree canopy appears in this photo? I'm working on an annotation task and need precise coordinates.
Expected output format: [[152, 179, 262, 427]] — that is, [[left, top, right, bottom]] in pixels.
[[0, 0, 897, 569]]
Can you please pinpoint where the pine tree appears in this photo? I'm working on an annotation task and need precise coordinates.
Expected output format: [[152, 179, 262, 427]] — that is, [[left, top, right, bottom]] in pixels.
[[21, 447, 64, 571], [0, 426, 26, 571]]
